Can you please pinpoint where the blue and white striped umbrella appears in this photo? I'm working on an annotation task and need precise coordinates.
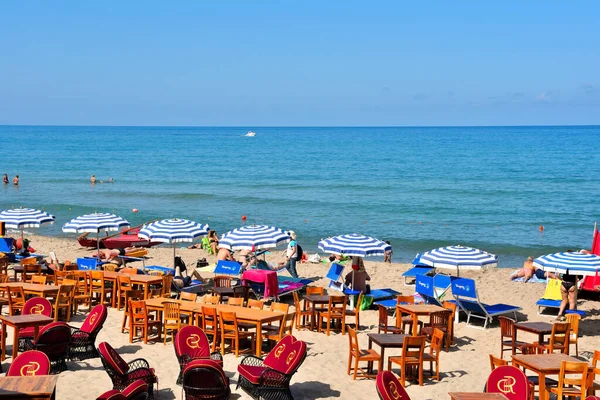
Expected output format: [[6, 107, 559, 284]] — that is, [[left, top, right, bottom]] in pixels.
[[62, 213, 130, 233], [138, 219, 209, 243], [318, 233, 391, 257], [533, 252, 600, 277], [419, 245, 498, 275], [0, 207, 55, 239], [219, 225, 290, 251]]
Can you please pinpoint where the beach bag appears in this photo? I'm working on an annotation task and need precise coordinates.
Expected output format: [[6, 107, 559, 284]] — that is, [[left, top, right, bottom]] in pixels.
[[196, 258, 209, 268], [296, 244, 303, 260], [360, 295, 374, 310], [308, 253, 321, 263]]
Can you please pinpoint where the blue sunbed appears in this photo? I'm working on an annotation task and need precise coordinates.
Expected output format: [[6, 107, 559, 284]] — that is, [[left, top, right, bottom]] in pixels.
[[214, 260, 242, 276], [76, 257, 99, 271], [403, 266, 435, 286], [451, 277, 522, 329], [145, 265, 175, 275], [0, 238, 15, 262]]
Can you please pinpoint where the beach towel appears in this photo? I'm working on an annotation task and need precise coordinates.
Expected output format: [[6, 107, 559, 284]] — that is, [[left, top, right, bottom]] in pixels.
[[541, 278, 562, 300], [510, 270, 547, 283], [242, 269, 279, 299]]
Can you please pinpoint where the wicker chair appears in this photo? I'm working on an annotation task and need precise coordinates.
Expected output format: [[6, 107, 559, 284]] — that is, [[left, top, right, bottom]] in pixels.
[[68, 304, 108, 361], [23, 321, 71, 374], [18, 297, 53, 351], [174, 325, 224, 385], [7, 350, 51, 376], [183, 359, 230, 400]]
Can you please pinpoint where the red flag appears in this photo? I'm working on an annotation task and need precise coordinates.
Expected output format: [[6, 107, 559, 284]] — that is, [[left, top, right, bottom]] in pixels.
[[251, 244, 256, 253], [592, 222, 600, 256]]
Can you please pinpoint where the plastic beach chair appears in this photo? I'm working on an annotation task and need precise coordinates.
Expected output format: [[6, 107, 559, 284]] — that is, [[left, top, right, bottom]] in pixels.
[[214, 260, 242, 276], [451, 277, 522, 329], [535, 278, 563, 315], [77, 257, 99, 271], [414, 274, 455, 307], [403, 254, 435, 286]]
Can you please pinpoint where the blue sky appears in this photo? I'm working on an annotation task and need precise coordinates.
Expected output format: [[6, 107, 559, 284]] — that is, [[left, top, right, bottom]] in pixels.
[[1, 1, 599, 126]]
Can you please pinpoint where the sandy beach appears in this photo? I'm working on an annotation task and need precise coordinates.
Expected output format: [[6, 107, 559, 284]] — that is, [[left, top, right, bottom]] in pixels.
[[4, 234, 600, 400]]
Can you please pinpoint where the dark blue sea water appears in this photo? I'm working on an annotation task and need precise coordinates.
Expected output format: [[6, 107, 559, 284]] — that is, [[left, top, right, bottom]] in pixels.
[[1, 125, 598, 267]]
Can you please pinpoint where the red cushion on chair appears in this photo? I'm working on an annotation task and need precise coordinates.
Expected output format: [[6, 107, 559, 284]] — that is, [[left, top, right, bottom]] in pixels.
[[7, 350, 51, 377], [376, 371, 411, 400], [127, 368, 156, 382], [263, 335, 306, 375], [18, 326, 37, 338], [23, 297, 52, 317], [585, 397, 600, 400], [96, 390, 127, 400], [121, 379, 148, 399], [237, 364, 267, 384], [80, 304, 108, 334], [486, 365, 530, 400], [99, 342, 130, 375], [175, 325, 212, 360]]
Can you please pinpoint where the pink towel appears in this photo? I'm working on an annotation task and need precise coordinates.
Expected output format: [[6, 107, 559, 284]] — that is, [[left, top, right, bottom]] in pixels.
[[242, 269, 279, 299]]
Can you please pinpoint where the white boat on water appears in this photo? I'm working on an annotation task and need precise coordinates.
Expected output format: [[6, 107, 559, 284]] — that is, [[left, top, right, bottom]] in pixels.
[[245, 131, 256, 137]]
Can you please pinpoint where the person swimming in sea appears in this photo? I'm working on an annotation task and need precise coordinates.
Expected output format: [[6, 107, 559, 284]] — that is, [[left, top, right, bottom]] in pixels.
[[2, 174, 8, 184], [12, 175, 19, 185]]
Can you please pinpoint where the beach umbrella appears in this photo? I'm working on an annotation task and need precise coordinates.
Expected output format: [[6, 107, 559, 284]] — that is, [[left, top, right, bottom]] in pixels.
[[533, 251, 600, 277], [419, 245, 498, 276], [0, 207, 55, 241], [62, 213, 130, 259], [318, 233, 391, 289], [218, 225, 291, 251], [138, 218, 209, 268]]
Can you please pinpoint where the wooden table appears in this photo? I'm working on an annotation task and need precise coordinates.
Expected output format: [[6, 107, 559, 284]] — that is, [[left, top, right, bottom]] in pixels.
[[0, 375, 58, 399], [449, 393, 508, 400], [102, 271, 163, 306], [0, 282, 59, 298], [144, 298, 283, 357], [514, 321, 553, 344], [512, 353, 589, 400], [0, 314, 54, 361], [367, 333, 408, 373], [12, 265, 51, 282], [396, 304, 447, 336], [212, 286, 234, 298], [303, 294, 331, 331]]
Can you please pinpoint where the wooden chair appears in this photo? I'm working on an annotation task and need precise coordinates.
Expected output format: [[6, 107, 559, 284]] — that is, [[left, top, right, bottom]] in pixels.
[[420, 310, 452, 352], [54, 284, 74, 322], [227, 297, 244, 307], [565, 313, 581, 356], [53, 270, 67, 286], [161, 274, 173, 298], [128, 299, 161, 344], [489, 353, 509, 371], [498, 316, 531, 359], [378, 304, 403, 334], [201, 306, 220, 353], [345, 293, 363, 331], [219, 311, 255, 357], [292, 291, 313, 330], [264, 312, 295, 346], [318, 295, 347, 336], [270, 302, 290, 314], [306, 286, 324, 295], [23, 264, 42, 283], [520, 344, 556, 400], [90, 271, 112, 306], [121, 289, 144, 334], [71, 271, 92, 314], [103, 263, 118, 272], [203, 294, 221, 305], [7, 285, 25, 315], [535, 322, 570, 354], [116, 275, 132, 310], [162, 301, 181, 345], [180, 292, 197, 302], [121, 267, 139, 275], [588, 350, 600, 396], [396, 295, 419, 333], [31, 275, 47, 285], [422, 327, 444, 381], [443, 300, 457, 345], [213, 275, 232, 288], [247, 298, 264, 310], [347, 327, 380, 380], [388, 335, 426, 386], [545, 361, 588, 399]]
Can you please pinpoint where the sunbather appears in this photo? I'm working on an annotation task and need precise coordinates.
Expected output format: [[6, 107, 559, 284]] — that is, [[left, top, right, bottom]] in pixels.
[[217, 246, 235, 261], [511, 256, 555, 282], [92, 247, 143, 264]]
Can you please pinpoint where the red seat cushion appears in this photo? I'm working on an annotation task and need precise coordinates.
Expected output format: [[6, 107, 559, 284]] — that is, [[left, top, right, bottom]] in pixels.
[[18, 327, 36, 338], [99, 342, 130, 375], [376, 371, 411, 400], [121, 379, 148, 398], [238, 364, 267, 384], [263, 335, 306, 375]]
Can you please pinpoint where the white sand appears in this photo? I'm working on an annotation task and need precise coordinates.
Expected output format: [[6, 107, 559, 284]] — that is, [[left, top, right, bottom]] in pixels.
[[5, 234, 599, 400]]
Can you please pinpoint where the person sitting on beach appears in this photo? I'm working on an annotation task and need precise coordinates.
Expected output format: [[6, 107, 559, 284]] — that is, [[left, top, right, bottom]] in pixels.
[[345, 256, 371, 293], [2, 174, 8, 184], [217, 246, 235, 262], [12, 175, 19, 186], [207, 230, 219, 254]]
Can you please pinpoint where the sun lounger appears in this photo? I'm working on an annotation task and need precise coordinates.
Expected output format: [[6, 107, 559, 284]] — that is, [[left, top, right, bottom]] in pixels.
[[451, 277, 521, 329], [76, 257, 99, 271], [144, 265, 175, 275], [0, 238, 15, 262], [326, 263, 346, 291], [415, 274, 456, 306], [403, 265, 435, 286]]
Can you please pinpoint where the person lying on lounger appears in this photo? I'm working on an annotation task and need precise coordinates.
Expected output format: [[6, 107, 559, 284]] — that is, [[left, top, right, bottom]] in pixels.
[[91, 247, 144, 264], [511, 256, 554, 282]]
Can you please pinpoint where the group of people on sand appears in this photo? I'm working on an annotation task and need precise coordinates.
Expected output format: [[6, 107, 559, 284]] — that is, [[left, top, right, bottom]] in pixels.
[[3, 174, 18, 185]]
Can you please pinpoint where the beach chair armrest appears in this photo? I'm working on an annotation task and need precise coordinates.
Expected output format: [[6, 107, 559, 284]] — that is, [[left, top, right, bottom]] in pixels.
[[260, 368, 289, 386], [210, 351, 224, 362], [128, 358, 151, 370], [239, 355, 265, 367]]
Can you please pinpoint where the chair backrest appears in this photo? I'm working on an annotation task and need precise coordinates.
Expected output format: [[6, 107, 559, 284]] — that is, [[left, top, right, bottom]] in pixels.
[[56, 284, 74, 305], [35, 322, 71, 357], [451, 277, 478, 300], [429, 310, 450, 328], [118, 275, 131, 289], [162, 274, 173, 297], [7, 285, 25, 311], [520, 344, 540, 355], [163, 301, 181, 324], [270, 302, 290, 314], [203, 294, 220, 305], [98, 342, 130, 375], [0, 238, 14, 253], [121, 379, 149, 400], [378, 305, 389, 327], [430, 328, 444, 357], [415, 274, 436, 297], [247, 298, 264, 310], [306, 286, 325, 295], [201, 306, 218, 332], [20, 257, 37, 266], [565, 313, 580, 338], [213, 260, 242, 275], [77, 258, 98, 271], [486, 365, 531, 400], [443, 300, 457, 318], [396, 295, 414, 305], [376, 370, 411, 400], [401, 336, 425, 361], [213, 275, 233, 288], [348, 327, 360, 354], [592, 350, 600, 383], [80, 304, 108, 334], [31, 275, 47, 285], [499, 316, 516, 339], [232, 285, 247, 299], [549, 322, 570, 353], [489, 354, 509, 371], [103, 263, 118, 272], [180, 292, 198, 302], [219, 311, 239, 336], [121, 268, 139, 275], [263, 335, 307, 375], [129, 300, 149, 323], [7, 350, 51, 376], [0, 273, 8, 283], [354, 293, 364, 315], [227, 297, 243, 307], [542, 278, 563, 300], [325, 263, 345, 281], [182, 359, 229, 394], [23, 297, 52, 317], [175, 325, 211, 359], [557, 361, 588, 398]]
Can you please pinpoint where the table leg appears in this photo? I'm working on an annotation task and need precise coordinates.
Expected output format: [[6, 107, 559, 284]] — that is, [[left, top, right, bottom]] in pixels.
[[380, 347, 386, 373], [255, 321, 262, 357], [538, 372, 547, 400], [1, 324, 6, 361], [311, 303, 316, 331], [12, 326, 19, 359], [110, 279, 116, 308], [367, 337, 373, 373], [412, 313, 418, 336], [143, 283, 149, 300]]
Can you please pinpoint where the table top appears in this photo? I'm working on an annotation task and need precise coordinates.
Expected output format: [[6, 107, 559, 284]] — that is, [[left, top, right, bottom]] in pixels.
[[12, 265, 51, 273], [397, 304, 447, 314], [514, 321, 554, 334], [0, 375, 58, 397], [102, 271, 163, 284], [303, 294, 331, 303], [449, 392, 508, 400], [368, 333, 409, 347], [512, 353, 585, 372], [145, 298, 203, 313], [0, 314, 54, 327], [0, 282, 59, 294]]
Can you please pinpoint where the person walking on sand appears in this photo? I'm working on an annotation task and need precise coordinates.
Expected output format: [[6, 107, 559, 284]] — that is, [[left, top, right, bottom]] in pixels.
[[12, 175, 19, 185], [2, 174, 8, 184], [283, 231, 299, 278], [384, 241, 393, 263]]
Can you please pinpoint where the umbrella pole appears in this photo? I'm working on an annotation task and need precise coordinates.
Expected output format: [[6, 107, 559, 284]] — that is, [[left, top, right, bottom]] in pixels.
[[97, 231, 101, 262], [173, 244, 176, 270]]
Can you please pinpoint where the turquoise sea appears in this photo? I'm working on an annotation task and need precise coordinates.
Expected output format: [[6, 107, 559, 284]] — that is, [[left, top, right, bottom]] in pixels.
[[0, 125, 598, 267]]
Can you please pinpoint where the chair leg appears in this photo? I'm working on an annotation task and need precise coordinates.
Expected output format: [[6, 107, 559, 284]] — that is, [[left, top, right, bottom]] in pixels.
[[347, 353, 352, 375], [419, 364, 423, 386], [353, 357, 359, 380]]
